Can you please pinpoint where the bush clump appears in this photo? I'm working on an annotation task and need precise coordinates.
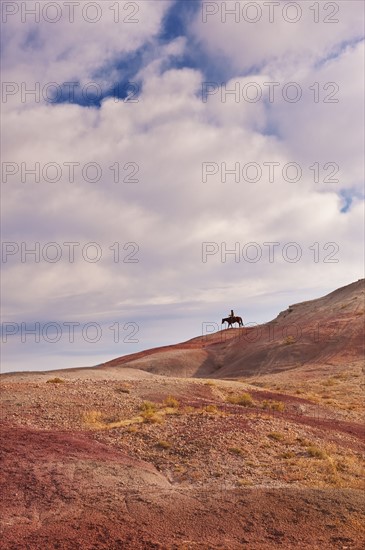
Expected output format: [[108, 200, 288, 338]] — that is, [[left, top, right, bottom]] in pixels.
[[205, 404, 219, 414], [307, 445, 327, 459], [140, 401, 157, 413], [156, 440, 171, 449], [164, 396, 179, 409], [262, 400, 285, 412], [46, 377, 65, 384], [227, 392, 254, 407], [141, 410, 162, 424]]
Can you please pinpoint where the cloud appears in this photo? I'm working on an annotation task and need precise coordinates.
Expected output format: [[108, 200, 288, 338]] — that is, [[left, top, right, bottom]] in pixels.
[[1, 0, 364, 372], [1, 1, 173, 86], [192, 0, 364, 78]]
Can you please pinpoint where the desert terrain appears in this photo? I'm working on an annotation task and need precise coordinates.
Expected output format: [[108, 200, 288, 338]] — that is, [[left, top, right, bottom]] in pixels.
[[1, 279, 364, 549]]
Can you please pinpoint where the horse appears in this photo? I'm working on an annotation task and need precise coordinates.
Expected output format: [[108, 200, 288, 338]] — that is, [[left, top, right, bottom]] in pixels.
[[222, 316, 243, 328]]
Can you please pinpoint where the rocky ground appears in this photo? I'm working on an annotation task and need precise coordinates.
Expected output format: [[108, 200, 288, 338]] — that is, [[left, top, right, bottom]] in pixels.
[[1, 280, 364, 548], [1, 366, 364, 549]]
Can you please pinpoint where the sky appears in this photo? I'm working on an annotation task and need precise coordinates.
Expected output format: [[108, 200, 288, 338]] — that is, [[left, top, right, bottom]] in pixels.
[[1, 0, 364, 373]]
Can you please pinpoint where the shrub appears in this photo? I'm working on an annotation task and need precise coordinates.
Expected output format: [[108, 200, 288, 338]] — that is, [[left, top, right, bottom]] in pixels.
[[262, 400, 285, 412], [82, 410, 104, 428], [227, 392, 253, 407], [296, 437, 312, 447], [141, 410, 162, 424], [156, 440, 171, 449], [238, 393, 254, 406], [271, 401, 285, 412], [164, 396, 179, 409], [46, 377, 65, 384], [307, 445, 327, 459], [284, 335, 295, 345], [140, 401, 157, 413], [237, 479, 252, 486], [205, 404, 219, 414]]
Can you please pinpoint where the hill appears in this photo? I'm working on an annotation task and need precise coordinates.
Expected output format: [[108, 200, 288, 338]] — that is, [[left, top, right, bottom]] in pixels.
[[102, 279, 365, 380], [1, 280, 364, 548]]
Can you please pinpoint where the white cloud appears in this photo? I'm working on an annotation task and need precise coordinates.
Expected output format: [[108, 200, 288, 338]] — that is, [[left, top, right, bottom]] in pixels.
[[193, 0, 364, 77], [2, 1, 173, 85], [1, 0, 364, 372]]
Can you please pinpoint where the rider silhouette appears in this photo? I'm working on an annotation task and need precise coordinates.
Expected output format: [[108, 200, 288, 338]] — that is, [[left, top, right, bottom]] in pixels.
[[229, 309, 234, 318]]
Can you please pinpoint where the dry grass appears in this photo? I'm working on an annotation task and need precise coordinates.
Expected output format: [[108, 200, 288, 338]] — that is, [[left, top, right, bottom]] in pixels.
[[262, 400, 286, 412], [253, 363, 364, 420], [205, 404, 219, 414], [82, 410, 104, 429], [82, 409, 144, 430], [4, 366, 365, 498], [140, 401, 158, 412], [227, 392, 254, 407], [306, 445, 327, 459], [273, 441, 365, 488], [31, 373, 363, 491], [164, 396, 179, 409], [141, 410, 163, 424], [237, 479, 253, 486], [94, 398, 178, 425], [46, 377, 65, 384], [156, 440, 171, 450]]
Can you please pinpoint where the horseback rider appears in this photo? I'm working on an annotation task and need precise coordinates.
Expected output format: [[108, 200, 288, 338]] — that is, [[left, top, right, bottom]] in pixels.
[[222, 310, 243, 328]]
